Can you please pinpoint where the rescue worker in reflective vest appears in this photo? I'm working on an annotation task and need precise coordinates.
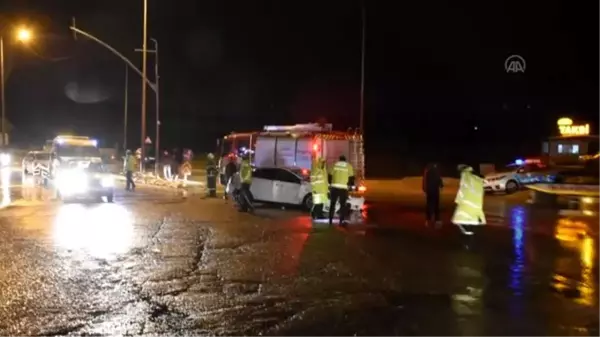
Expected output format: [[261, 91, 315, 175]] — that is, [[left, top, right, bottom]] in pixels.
[[422, 163, 444, 227], [328, 155, 354, 226], [124, 149, 136, 192], [452, 164, 486, 234], [238, 155, 254, 212], [206, 153, 218, 198], [310, 157, 328, 219]]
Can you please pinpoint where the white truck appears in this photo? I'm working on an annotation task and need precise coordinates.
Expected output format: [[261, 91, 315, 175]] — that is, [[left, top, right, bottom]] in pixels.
[[217, 123, 366, 192]]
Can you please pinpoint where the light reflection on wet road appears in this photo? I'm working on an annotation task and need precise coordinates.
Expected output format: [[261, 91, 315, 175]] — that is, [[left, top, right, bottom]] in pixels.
[[53, 204, 134, 259], [0, 170, 597, 335]]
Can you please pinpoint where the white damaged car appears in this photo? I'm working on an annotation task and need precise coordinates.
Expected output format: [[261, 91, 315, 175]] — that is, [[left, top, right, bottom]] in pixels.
[[249, 167, 365, 211]]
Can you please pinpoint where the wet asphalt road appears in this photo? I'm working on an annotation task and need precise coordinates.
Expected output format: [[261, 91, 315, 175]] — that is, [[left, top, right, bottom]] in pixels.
[[0, 169, 598, 335]]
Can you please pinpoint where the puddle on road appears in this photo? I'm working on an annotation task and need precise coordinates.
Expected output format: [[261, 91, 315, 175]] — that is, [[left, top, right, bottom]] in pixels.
[[552, 219, 597, 307]]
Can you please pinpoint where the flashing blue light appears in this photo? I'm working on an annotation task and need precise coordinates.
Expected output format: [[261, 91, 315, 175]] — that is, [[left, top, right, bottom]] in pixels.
[[515, 159, 524, 166]]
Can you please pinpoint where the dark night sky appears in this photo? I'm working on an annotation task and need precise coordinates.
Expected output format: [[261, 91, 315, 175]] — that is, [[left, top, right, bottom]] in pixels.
[[1, 0, 598, 167]]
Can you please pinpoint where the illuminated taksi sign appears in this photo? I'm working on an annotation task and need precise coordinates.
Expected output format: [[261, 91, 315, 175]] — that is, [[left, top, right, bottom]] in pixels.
[[557, 117, 590, 137]]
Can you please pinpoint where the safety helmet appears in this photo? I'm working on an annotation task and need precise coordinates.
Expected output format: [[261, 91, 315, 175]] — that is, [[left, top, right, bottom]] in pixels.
[[457, 164, 472, 172], [339, 155, 346, 161]]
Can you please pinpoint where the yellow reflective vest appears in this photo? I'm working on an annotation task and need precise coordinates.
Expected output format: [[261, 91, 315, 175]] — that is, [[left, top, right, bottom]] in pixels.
[[452, 166, 486, 225], [329, 160, 354, 189], [240, 159, 252, 184], [124, 155, 136, 171], [310, 158, 329, 205]]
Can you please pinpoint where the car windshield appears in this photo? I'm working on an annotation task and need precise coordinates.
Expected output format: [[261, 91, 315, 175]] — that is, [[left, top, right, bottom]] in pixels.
[[85, 163, 106, 173], [56, 145, 101, 158]]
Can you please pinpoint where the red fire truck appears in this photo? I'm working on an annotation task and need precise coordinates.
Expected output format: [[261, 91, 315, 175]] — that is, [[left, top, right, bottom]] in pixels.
[[217, 123, 366, 192]]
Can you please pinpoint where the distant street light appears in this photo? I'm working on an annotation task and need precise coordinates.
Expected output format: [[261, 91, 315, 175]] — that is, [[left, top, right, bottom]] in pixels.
[[1, 25, 34, 147], [16, 28, 32, 43]]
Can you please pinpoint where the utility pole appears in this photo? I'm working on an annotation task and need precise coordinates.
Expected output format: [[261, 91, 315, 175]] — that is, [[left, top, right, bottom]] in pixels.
[[135, 38, 159, 175], [123, 64, 128, 152], [0, 37, 5, 147], [140, 0, 148, 173], [359, 1, 366, 135]]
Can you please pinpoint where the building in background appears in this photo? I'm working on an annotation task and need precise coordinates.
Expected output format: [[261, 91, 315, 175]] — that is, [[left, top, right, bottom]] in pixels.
[[544, 117, 599, 166]]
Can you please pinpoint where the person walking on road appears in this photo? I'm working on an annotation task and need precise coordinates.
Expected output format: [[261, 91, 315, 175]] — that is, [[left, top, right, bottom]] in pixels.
[[171, 148, 181, 181], [161, 150, 173, 181], [452, 164, 486, 235], [206, 153, 218, 198], [328, 155, 354, 226], [422, 162, 444, 227], [223, 155, 238, 200], [238, 155, 254, 212], [124, 149, 136, 192]]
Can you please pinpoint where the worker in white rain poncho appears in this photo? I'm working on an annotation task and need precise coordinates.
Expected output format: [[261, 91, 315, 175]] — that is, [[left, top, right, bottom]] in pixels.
[[452, 164, 486, 235]]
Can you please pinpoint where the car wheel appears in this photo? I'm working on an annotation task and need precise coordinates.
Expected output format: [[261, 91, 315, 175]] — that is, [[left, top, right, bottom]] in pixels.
[[106, 193, 114, 203], [302, 193, 313, 211], [505, 180, 519, 194]]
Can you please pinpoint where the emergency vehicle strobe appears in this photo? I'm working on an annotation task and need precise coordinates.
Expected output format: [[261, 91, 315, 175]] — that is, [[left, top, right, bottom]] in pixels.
[[43, 135, 115, 202]]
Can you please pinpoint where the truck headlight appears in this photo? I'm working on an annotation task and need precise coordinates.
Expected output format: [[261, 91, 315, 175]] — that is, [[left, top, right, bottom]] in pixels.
[[0, 153, 10, 166], [56, 169, 88, 194], [101, 176, 114, 187]]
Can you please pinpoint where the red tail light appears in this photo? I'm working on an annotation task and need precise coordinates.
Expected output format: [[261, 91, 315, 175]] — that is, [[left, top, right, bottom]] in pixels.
[[312, 143, 319, 152], [302, 168, 309, 175]]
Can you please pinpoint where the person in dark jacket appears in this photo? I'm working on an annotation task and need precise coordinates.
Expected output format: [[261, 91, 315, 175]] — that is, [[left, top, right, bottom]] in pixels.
[[223, 156, 238, 200], [161, 150, 173, 180], [171, 148, 181, 181], [206, 153, 218, 197], [422, 163, 444, 226]]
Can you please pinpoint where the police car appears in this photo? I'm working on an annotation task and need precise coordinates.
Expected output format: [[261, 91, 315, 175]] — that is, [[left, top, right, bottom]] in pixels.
[[250, 167, 365, 211], [484, 158, 549, 194]]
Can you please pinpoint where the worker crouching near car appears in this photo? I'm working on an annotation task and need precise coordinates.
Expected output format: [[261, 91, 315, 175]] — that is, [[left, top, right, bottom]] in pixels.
[[310, 157, 328, 220], [452, 164, 486, 235]]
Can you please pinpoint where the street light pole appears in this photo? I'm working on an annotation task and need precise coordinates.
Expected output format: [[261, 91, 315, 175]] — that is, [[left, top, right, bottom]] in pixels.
[[359, 1, 366, 135], [135, 38, 159, 175], [0, 36, 5, 147], [140, 0, 148, 173], [123, 64, 128, 152], [152, 38, 159, 176]]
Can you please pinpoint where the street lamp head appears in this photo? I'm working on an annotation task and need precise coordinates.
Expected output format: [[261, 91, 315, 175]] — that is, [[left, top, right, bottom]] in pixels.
[[16, 28, 32, 43]]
